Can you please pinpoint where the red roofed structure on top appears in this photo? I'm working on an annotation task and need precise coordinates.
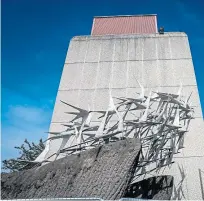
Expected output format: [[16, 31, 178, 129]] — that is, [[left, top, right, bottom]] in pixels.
[[91, 14, 158, 35]]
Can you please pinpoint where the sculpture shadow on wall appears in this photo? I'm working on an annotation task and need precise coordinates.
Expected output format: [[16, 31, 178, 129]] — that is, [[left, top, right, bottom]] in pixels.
[[124, 175, 174, 200]]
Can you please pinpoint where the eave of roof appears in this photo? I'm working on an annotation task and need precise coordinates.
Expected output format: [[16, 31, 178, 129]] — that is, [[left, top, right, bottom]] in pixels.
[[94, 14, 157, 18]]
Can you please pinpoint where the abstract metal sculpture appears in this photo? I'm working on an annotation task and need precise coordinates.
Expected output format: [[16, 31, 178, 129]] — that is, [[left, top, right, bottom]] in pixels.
[[31, 81, 194, 198]]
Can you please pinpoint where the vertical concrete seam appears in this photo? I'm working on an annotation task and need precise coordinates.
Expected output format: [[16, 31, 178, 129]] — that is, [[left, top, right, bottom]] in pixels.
[[155, 35, 160, 92], [92, 40, 102, 110], [110, 39, 116, 90], [126, 38, 130, 97], [77, 37, 89, 107], [168, 37, 176, 91], [141, 38, 144, 86]]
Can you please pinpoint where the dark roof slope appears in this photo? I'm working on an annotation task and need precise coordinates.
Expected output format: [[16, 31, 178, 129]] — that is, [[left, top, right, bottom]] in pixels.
[[1, 138, 141, 200]]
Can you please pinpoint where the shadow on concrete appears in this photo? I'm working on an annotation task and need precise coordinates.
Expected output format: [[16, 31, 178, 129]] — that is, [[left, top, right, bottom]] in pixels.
[[124, 175, 173, 200]]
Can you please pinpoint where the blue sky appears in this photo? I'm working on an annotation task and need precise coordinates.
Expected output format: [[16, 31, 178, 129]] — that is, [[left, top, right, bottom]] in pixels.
[[1, 0, 204, 161]]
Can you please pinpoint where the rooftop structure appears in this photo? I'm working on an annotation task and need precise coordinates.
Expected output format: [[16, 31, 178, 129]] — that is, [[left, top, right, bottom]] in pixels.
[[91, 14, 158, 35]]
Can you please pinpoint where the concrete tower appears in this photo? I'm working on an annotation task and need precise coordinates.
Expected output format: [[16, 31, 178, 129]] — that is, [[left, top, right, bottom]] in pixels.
[[39, 15, 204, 200]]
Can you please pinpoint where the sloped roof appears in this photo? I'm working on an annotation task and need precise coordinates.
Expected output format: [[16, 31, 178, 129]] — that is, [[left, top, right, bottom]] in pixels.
[[1, 139, 141, 200]]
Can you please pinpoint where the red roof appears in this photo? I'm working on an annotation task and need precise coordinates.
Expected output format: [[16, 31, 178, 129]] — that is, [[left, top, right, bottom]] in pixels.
[[91, 15, 158, 35]]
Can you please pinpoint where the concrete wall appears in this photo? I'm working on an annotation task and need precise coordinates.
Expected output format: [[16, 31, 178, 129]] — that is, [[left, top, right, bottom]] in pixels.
[[48, 32, 204, 199]]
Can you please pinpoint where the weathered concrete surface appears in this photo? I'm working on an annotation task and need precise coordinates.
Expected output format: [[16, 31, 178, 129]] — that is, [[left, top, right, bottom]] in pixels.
[[1, 138, 141, 200]]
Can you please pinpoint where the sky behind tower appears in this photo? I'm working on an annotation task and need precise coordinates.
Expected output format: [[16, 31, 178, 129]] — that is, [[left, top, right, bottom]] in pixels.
[[1, 0, 204, 161]]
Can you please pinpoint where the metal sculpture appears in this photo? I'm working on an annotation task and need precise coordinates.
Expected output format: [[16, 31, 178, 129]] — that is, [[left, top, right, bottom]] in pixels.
[[29, 81, 194, 199]]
